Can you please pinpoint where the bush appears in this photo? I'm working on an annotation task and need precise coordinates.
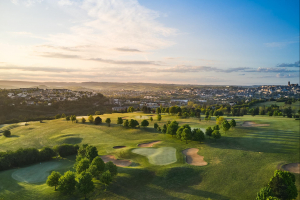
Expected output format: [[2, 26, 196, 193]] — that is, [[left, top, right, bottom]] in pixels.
[[39, 147, 56, 161], [53, 144, 79, 157], [94, 117, 102, 125], [3, 130, 11, 137]]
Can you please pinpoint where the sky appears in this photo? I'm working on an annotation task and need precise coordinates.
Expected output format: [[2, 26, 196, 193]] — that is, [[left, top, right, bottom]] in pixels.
[[0, 0, 299, 85]]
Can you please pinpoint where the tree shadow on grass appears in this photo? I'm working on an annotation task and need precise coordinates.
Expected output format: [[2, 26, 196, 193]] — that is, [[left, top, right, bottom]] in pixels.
[[60, 137, 83, 145], [0, 169, 25, 194]]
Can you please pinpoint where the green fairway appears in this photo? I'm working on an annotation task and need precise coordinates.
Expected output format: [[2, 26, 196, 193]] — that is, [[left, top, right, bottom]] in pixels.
[[132, 147, 177, 165], [0, 113, 299, 200]]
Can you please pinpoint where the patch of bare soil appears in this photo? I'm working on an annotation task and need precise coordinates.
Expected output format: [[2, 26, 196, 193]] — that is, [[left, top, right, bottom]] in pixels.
[[282, 163, 300, 174], [138, 141, 161, 147], [100, 155, 131, 167], [182, 148, 207, 166], [242, 121, 270, 127], [113, 146, 126, 149]]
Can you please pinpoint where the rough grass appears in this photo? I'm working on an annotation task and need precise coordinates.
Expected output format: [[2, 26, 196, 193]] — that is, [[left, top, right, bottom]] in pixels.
[[132, 147, 177, 165], [0, 113, 299, 200]]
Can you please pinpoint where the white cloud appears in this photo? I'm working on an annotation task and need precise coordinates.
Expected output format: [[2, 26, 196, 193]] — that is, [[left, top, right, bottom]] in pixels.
[[58, 0, 73, 6], [10, 0, 44, 7]]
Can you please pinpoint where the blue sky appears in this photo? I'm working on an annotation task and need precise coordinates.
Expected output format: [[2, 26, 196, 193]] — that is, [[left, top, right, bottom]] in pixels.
[[0, 0, 299, 85]]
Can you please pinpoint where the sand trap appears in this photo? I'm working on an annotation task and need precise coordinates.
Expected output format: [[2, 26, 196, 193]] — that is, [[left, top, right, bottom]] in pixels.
[[282, 163, 300, 174], [132, 147, 177, 165], [12, 161, 61, 183], [138, 141, 161, 147], [113, 146, 126, 149], [182, 148, 207, 166], [100, 155, 131, 167], [242, 121, 270, 127]]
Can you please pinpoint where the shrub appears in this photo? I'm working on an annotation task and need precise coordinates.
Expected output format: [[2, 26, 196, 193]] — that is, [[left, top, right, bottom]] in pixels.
[[3, 130, 11, 137]]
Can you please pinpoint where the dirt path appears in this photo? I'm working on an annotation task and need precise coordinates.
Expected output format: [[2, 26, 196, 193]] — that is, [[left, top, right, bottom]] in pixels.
[[242, 121, 270, 127], [138, 141, 161, 147], [100, 155, 131, 167], [182, 148, 207, 166], [282, 163, 300, 174]]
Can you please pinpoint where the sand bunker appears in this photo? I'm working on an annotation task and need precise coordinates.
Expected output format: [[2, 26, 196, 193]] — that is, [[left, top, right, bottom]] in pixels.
[[282, 163, 300, 174], [242, 121, 270, 127], [138, 141, 161, 147], [12, 161, 61, 183], [182, 148, 207, 166], [132, 147, 177, 165], [100, 155, 131, 167], [113, 146, 126, 149]]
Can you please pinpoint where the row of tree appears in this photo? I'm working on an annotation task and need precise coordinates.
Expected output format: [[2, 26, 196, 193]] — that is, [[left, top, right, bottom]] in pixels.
[[47, 144, 118, 199], [0, 144, 78, 171]]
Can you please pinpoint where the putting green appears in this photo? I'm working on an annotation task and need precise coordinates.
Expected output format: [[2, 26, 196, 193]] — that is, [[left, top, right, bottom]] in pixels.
[[12, 161, 62, 183], [132, 147, 177, 165]]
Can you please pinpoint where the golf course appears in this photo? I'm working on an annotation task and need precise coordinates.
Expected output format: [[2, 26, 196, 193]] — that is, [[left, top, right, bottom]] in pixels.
[[0, 112, 299, 200]]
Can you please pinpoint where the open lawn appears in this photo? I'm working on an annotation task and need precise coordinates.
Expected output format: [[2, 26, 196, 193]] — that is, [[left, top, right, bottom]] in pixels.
[[0, 113, 299, 200]]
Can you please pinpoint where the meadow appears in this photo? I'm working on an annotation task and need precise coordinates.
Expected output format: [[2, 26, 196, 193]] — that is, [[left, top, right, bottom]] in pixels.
[[0, 113, 299, 200]]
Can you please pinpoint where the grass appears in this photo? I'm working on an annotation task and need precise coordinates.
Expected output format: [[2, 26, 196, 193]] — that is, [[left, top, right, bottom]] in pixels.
[[250, 100, 300, 111], [132, 147, 177, 165], [0, 113, 299, 200]]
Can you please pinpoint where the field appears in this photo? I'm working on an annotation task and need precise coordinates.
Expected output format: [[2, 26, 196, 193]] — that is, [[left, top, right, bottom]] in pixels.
[[0, 113, 299, 200]]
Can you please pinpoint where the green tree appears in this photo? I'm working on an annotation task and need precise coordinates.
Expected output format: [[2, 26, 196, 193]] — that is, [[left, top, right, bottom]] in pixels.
[[61, 113, 66, 118], [161, 124, 167, 133], [229, 119, 236, 128], [94, 116, 102, 125], [88, 115, 94, 123], [55, 114, 61, 119], [166, 121, 179, 137], [157, 114, 162, 121], [256, 186, 272, 200], [87, 164, 98, 178], [105, 118, 111, 127], [105, 161, 118, 177], [181, 128, 192, 144], [194, 129, 205, 143], [46, 171, 61, 191], [150, 117, 153, 122], [70, 115, 76, 123], [129, 119, 139, 128], [58, 171, 77, 194], [213, 125, 220, 130], [81, 117, 86, 123], [205, 127, 213, 138], [222, 120, 231, 134], [86, 146, 98, 162], [123, 119, 129, 128], [212, 130, 221, 141], [127, 106, 134, 113], [66, 116, 70, 122], [156, 107, 161, 114], [176, 124, 191, 141], [141, 119, 149, 128], [100, 170, 112, 191], [91, 157, 105, 174], [3, 130, 11, 137], [154, 122, 158, 130], [77, 171, 95, 199], [76, 158, 90, 174], [117, 117, 123, 125], [95, 111, 101, 115]]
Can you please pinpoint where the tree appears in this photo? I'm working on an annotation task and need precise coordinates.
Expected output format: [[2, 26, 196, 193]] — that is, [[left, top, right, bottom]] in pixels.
[[176, 124, 191, 141], [213, 125, 220, 130], [127, 106, 134, 113], [76, 158, 90, 174], [230, 119, 236, 128], [66, 116, 70, 122], [61, 113, 66, 118], [105, 118, 111, 127], [100, 170, 112, 190], [88, 115, 94, 123], [129, 119, 139, 128], [39, 147, 56, 161], [94, 116, 102, 125], [150, 117, 153, 122], [194, 129, 205, 143], [222, 120, 231, 134], [156, 107, 161, 114], [81, 117, 86, 123], [91, 157, 105, 174], [86, 146, 98, 162], [205, 127, 213, 138], [154, 123, 158, 130], [166, 121, 179, 137], [117, 117, 123, 125], [3, 130, 11, 137], [141, 119, 149, 128], [157, 114, 162, 121], [46, 171, 61, 191], [77, 171, 94, 199], [55, 114, 61, 119], [95, 111, 101, 115], [216, 116, 225, 125], [70, 115, 76, 123], [105, 161, 118, 177], [58, 171, 77, 194], [123, 119, 129, 128], [161, 124, 167, 134], [87, 164, 98, 178], [212, 130, 221, 141], [181, 128, 192, 144]]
